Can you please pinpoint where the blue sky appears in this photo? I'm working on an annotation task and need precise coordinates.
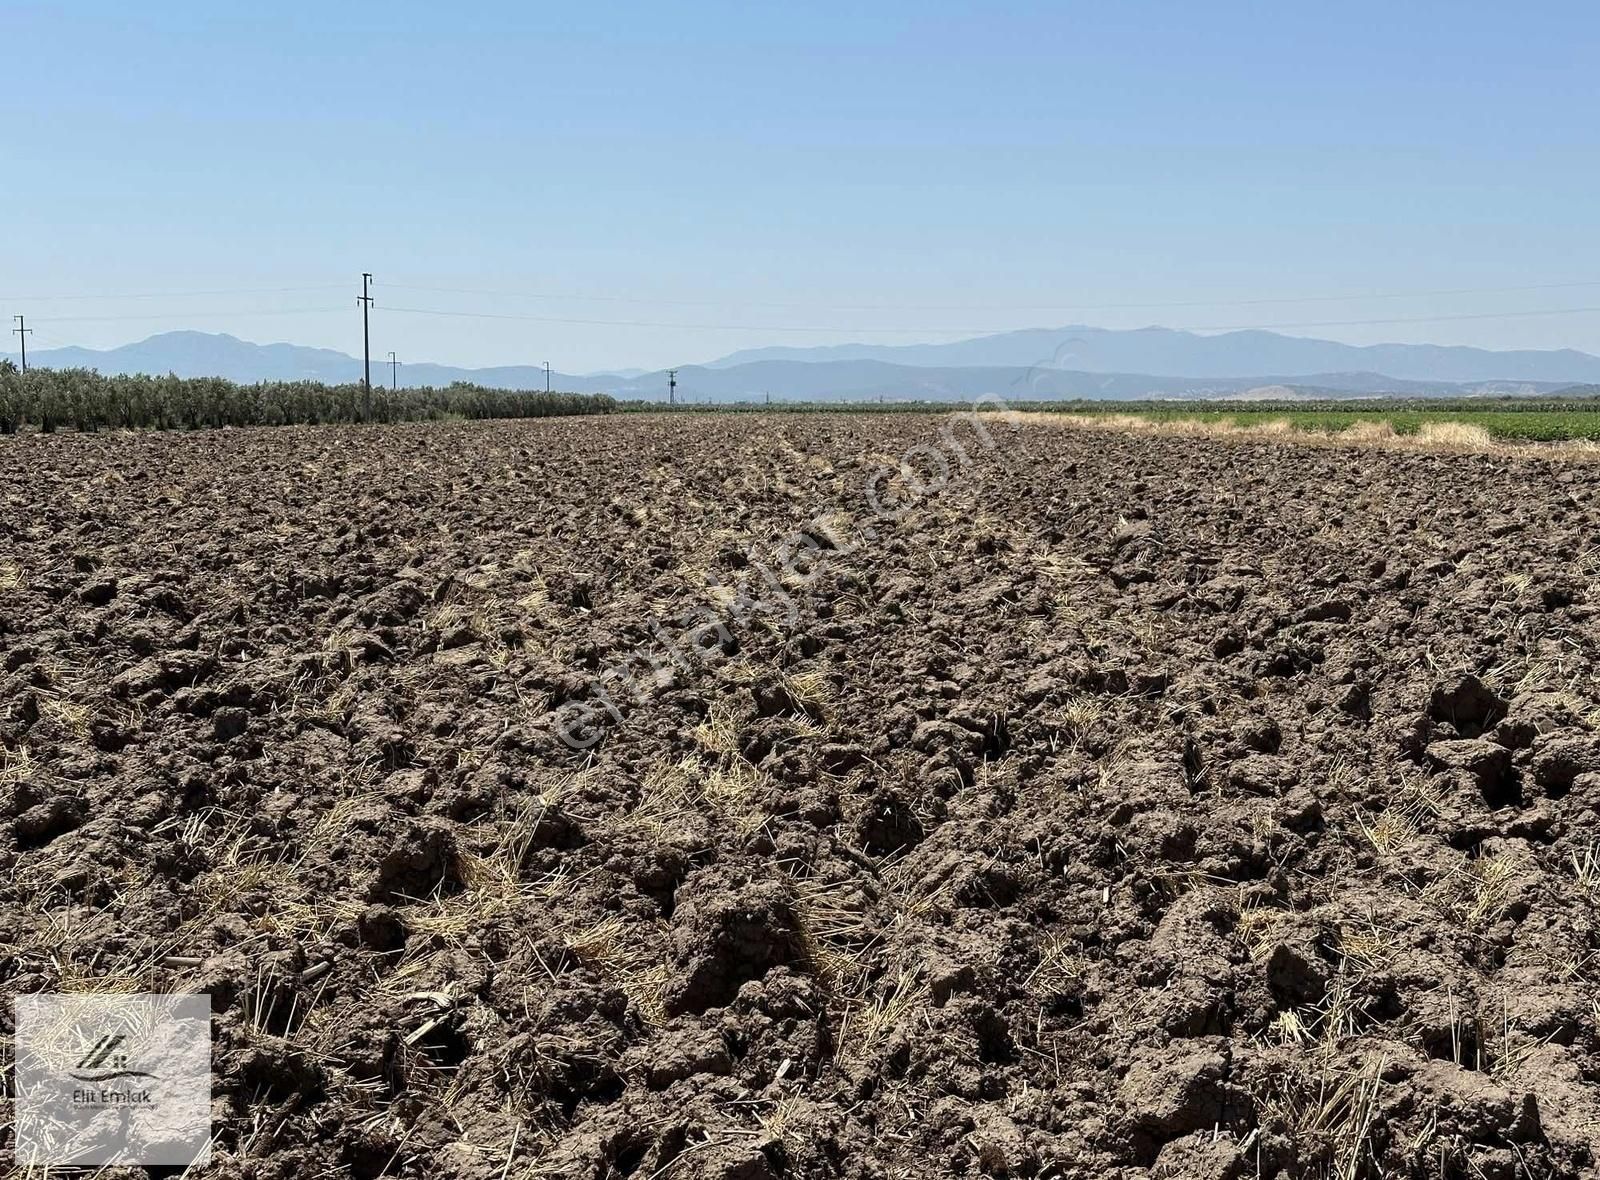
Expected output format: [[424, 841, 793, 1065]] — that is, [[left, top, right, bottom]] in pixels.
[[4, 1, 1599, 372]]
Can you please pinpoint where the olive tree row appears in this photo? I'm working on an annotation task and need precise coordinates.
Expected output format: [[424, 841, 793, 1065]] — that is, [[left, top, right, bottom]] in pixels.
[[0, 362, 616, 434]]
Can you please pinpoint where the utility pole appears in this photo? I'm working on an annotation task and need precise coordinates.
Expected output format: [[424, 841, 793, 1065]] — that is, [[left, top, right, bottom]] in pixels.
[[388, 351, 399, 391], [543, 361, 551, 393], [358, 273, 373, 420], [12, 316, 31, 372], [668, 369, 677, 407]]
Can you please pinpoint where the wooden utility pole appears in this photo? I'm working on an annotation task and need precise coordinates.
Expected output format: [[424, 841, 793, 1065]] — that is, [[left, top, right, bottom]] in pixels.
[[388, 351, 399, 391], [544, 361, 551, 393], [358, 273, 374, 419], [12, 315, 32, 372]]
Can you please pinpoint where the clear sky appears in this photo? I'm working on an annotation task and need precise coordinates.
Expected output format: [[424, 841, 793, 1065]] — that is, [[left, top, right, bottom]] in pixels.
[[4, 1, 1599, 373]]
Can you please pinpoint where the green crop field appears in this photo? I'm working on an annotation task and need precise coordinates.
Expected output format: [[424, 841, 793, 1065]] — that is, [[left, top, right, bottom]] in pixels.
[[622, 394, 1600, 442], [1012, 396, 1600, 442], [1052, 408, 1600, 441]]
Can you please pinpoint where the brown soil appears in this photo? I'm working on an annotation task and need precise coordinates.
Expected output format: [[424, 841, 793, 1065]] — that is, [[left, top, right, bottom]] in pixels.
[[3, 413, 1600, 1179]]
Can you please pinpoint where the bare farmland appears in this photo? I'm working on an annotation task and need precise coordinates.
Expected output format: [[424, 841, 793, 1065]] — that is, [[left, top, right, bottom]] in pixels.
[[3, 414, 1599, 1178]]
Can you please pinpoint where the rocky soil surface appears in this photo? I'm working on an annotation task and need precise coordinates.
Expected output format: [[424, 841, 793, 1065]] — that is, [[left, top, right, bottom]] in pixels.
[[3, 413, 1600, 1178]]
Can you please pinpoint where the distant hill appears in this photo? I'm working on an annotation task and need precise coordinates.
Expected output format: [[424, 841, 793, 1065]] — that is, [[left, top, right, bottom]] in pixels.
[[0, 329, 1585, 402], [707, 324, 1600, 384], [1, 331, 597, 389], [601, 362, 1561, 403]]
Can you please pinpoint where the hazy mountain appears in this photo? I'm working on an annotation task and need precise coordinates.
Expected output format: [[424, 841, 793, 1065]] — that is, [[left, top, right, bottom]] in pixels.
[[2, 331, 594, 389], [0, 329, 1583, 401], [602, 362, 1561, 403], [10, 331, 366, 382], [707, 325, 1600, 384]]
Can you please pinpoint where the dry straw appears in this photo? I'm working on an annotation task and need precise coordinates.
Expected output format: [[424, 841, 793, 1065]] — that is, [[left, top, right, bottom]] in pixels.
[[994, 411, 1596, 458]]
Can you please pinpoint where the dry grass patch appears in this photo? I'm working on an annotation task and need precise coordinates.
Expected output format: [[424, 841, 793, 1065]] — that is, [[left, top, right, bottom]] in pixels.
[[879, 854, 945, 922], [702, 760, 763, 811], [1026, 934, 1089, 993], [993, 409, 1600, 459], [1421, 852, 1524, 925], [287, 668, 361, 728], [1057, 694, 1105, 736], [1335, 912, 1401, 972], [790, 871, 879, 993], [563, 914, 672, 1024], [782, 668, 836, 720], [624, 757, 705, 840], [178, 809, 336, 945], [38, 693, 93, 740], [1236, 901, 1293, 962], [1342, 420, 1397, 442], [1570, 842, 1600, 895], [1415, 422, 1493, 449], [698, 759, 773, 836], [693, 702, 742, 758], [624, 753, 770, 839], [1259, 1056, 1388, 1180], [834, 969, 929, 1066], [1, 742, 38, 786], [398, 791, 593, 969], [1357, 778, 1445, 857]]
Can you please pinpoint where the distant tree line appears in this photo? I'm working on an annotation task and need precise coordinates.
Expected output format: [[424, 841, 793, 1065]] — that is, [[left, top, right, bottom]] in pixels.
[[0, 362, 616, 434]]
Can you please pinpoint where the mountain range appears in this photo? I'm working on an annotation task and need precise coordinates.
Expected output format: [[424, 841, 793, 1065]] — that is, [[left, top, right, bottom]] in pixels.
[[5, 326, 1599, 402], [708, 325, 1600, 384]]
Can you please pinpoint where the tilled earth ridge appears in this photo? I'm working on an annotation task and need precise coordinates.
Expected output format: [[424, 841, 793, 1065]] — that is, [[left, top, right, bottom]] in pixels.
[[2, 414, 1600, 1179]]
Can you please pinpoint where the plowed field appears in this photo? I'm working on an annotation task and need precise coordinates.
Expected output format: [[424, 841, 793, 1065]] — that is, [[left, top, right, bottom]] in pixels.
[[4, 414, 1600, 1179]]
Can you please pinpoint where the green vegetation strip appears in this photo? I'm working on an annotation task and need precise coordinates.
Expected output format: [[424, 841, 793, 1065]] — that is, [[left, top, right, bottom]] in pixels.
[[1038, 406, 1600, 442], [7, 366, 1600, 441], [624, 394, 1600, 442], [0, 362, 616, 434]]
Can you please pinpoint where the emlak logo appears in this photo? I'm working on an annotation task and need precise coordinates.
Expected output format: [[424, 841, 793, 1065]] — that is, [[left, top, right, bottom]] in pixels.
[[14, 992, 212, 1166], [69, 1032, 159, 1108], [72, 1033, 158, 1082]]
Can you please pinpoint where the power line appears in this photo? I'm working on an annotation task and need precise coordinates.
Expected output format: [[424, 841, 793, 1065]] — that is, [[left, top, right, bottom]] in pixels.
[[7, 292, 1600, 352], [382, 278, 1600, 315], [1186, 306, 1600, 333], [378, 303, 947, 333], [377, 301, 1600, 337], [8, 298, 1599, 349], [359, 273, 373, 420], [22, 306, 346, 325], [0, 284, 346, 303], [7, 276, 1600, 319], [12, 316, 32, 372]]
